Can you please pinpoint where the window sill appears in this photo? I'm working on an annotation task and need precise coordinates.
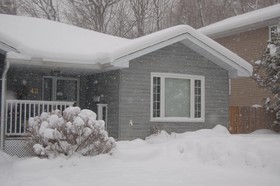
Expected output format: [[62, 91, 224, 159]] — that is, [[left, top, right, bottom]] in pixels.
[[150, 117, 205, 123]]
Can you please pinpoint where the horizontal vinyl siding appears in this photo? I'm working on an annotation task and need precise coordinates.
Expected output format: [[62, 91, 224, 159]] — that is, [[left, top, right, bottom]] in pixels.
[[118, 42, 229, 140]]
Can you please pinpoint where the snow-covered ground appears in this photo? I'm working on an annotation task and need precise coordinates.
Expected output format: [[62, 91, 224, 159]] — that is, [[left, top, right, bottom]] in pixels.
[[0, 125, 279, 186]]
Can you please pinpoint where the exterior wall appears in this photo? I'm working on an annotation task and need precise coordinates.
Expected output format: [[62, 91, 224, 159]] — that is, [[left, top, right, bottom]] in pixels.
[[118, 42, 229, 140], [215, 27, 273, 106], [87, 70, 120, 139]]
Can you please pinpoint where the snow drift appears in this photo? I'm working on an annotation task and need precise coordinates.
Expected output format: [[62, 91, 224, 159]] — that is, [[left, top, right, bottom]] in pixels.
[[1, 125, 279, 186]]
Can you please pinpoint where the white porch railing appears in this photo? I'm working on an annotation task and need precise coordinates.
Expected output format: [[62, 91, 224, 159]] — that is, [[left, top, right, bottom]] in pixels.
[[5, 100, 74, 136]]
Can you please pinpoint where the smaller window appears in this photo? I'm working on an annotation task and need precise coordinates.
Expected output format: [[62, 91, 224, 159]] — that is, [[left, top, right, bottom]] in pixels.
[[194, 80, 201, 118], [42, 76, 79, 104], [151, 73, 205, 122], [153, 77, 161, 118]]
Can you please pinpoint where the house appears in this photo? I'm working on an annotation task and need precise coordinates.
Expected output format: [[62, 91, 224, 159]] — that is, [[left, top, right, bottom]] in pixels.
[[199, 4, 280, 107], [0, 14, 252, 156]]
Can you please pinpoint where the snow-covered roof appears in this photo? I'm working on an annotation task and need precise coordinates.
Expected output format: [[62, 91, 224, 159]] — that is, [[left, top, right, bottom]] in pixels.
[[0, 14, 129, 66], [0, 14, 252, 77], [199, 4, 280, 39]]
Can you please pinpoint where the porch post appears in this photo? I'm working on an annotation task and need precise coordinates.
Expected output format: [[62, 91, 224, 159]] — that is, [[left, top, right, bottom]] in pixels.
[[97, 103, 108, 129], [0, 60, 9, 150]]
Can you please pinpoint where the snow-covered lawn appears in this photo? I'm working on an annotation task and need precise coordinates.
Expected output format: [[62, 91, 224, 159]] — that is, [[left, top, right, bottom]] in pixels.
[[1, 125, 280, 186]]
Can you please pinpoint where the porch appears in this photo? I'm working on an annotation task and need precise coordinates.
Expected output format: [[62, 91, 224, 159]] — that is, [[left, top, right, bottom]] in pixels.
[[3, 100, 74, 156], [0, 64, 114, 157], [3, 66, 108, 137]]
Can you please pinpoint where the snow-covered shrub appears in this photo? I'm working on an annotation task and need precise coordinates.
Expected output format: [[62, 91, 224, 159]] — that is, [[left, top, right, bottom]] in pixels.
[[28, 107, 116, 158], [151, 125, 161, 135]]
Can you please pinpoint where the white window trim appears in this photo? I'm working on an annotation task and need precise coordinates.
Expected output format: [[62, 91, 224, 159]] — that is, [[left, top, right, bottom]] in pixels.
[[150, 72, 205, 122]]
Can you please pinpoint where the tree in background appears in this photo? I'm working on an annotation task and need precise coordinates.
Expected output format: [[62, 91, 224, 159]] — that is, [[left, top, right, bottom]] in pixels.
[[109, 1, 135, 37], [65, 0, 119, 33], [151, 0, 170, 31], [254, 24, 280, 125], [129, 0, 151, 37], [171, 0, 236, 28], [1, 0, 280, 37], [0, 0, 18, 15], [20, 0, 61, 21]]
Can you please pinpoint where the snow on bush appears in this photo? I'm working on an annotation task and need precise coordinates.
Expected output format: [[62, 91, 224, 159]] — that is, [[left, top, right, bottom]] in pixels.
[[254, 23, 280, 126], [28, 107, 116, 158]]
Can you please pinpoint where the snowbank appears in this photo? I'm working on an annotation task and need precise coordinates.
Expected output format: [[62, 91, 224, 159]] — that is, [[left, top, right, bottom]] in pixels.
[[0, 151, 12, 163], [1, 125, 280, 186]]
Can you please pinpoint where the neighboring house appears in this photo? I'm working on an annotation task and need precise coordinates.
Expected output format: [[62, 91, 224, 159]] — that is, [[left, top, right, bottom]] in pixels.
[[0, 14, 251, 156], [199, 4, 280, 107]]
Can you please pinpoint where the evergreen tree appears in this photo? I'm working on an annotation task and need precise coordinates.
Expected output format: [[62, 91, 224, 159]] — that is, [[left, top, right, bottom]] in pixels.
[[254, 24, 280, 125]]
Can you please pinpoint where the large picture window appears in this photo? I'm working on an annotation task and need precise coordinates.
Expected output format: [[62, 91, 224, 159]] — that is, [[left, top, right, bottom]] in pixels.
[[151, 73, 205, 122]]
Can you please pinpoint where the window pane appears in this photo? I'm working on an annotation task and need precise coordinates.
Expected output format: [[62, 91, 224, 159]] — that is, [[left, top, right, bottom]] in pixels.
[[56, 80, 77, 102], [195, 80, 201, 118], [43, 77, 52, 101], [165, 78, 190, 117], [153, 77, 161, 117]]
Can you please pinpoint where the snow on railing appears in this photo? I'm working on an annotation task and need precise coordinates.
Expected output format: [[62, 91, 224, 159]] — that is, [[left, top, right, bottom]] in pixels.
[[5, 100, 74, 136]]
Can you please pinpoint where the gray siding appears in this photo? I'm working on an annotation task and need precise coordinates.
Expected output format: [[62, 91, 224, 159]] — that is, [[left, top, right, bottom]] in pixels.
[[87, 70, 120, 139], [118, 42, 229, 140]]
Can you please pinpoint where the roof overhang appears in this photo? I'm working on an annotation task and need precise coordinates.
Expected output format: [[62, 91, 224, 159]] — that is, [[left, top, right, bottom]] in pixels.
[[0, 41, 18, 54], [4, 51, 116, 75], [203, 18, 280, 39], [199, 4, 280, 39]]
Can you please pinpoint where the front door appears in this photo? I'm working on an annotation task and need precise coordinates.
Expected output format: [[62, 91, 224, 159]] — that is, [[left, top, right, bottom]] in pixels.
[[43, 76, 79, 104]]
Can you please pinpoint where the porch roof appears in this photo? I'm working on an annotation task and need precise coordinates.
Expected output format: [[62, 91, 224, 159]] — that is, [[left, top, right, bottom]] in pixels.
[[0, 14, 252, 77]]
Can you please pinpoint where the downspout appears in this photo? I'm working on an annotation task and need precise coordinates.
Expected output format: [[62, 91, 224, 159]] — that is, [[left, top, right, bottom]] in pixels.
[[0, 59, 10, 150]]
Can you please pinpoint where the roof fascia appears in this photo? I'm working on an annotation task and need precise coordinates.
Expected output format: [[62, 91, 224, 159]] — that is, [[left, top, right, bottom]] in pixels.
[[0, 41, 18, 53], [113, 33, 252, 78], [6, 57, 104, 71], [206, 18, 280, 39]]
